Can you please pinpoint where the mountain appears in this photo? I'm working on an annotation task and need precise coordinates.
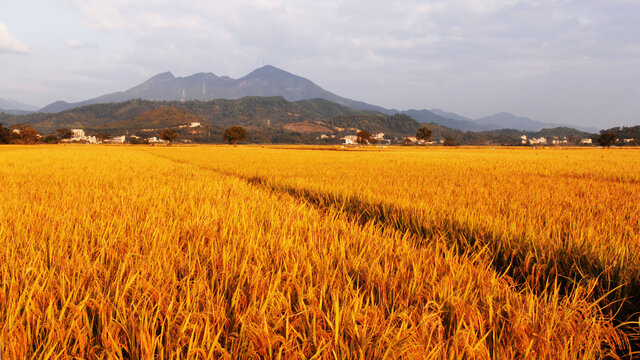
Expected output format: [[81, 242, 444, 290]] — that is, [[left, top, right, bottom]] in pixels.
[[0, 109, 33, 116], [429, 108, 474, 123], [39, 65, 395, 114], [0, 98, 38, 112], [34, 65, 599, 132], [404, 109, 488, 131], [4, 97, 419, 137], [474, 112, 597, 132]]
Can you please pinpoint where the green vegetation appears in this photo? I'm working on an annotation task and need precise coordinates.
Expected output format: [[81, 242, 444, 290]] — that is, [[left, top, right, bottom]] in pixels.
[[0, 97, 615, 146], [158, 129, 178, 144], [597, 125, 640, 146], [356, 130, 373, 144], [416, 126, 432, 144], [223, 126, 248, 146], [109, 107, 203, 130]]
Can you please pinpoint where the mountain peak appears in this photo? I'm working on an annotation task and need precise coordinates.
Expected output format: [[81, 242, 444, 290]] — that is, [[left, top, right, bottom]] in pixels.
[[243, 65, 297, 80], [493, 111, 516, 117], [147, 71, 175, 82]]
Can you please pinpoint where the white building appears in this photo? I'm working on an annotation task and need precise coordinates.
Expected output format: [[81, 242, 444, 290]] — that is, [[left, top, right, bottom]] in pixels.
[[70, 129, 85, 141], [580, 138, 593, 144], [528, 137, 547, 145], [373, 132, 385, 141], [341, 135, 357, 145], [520, 135, 528, 144], [551, 137, 568, 145], [148, 137, 168, 144], [111, 135, 126, 144]]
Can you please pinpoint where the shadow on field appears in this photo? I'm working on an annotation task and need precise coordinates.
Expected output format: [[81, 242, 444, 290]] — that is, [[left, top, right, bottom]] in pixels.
[[245, 174, 640, 356]]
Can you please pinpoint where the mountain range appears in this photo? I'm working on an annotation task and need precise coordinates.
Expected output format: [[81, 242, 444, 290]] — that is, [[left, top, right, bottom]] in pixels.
[[0, 98, 38, 113], [38, 65, 390, 115], [412, 109, 597, 132], [4, 65, 597, 132]]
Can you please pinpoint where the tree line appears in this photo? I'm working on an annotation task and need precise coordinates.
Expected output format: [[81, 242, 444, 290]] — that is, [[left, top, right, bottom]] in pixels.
[[0, 123, 51, 144], [1, 122, 249, 146]]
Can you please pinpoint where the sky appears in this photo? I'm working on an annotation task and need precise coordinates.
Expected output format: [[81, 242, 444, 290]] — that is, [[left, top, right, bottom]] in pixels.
[[1, 0, 639, 128]]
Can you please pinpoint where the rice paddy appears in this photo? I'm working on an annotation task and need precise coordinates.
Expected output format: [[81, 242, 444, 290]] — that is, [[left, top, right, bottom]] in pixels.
[[1, 144, 638, 359]]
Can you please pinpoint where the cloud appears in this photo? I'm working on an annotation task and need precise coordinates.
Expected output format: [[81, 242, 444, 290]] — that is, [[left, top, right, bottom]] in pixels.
[[16, 0, 640, 126], [0, 21, 29, 54], [67, 39, 91, 48]]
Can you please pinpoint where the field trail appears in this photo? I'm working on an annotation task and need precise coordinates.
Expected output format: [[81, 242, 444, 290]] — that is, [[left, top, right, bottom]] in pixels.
[[0, 145, 637, 358]]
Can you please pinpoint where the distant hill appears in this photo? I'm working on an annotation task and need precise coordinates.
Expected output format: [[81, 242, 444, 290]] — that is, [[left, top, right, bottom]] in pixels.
[[428, 109, 598, 132], [34, 65, 599, 133], [474, 112, 598, 132], [0, 95, 601, 145], [429, 108, 474, 123], [38, 65, 394, 114], [2, 97, 419, 138], [404, 109, 487, 131], [0, 109, 33, 116], [0, 98, 38, 112], [106, 107, 204, 130], [416, 121, 595, 146]]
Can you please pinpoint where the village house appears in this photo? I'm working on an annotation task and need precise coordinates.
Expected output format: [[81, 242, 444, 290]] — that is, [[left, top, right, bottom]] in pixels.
[[373, 132, 385, 141], [551, 137, 568, 145], [70, 129, 85, 141], [111, 135, 126, 144], [580, 138, 593, 144], [64, 129, 97, 143], [340, 135, 358, 145], [147, 136, 168, 144], [528, 137, 547, 145]]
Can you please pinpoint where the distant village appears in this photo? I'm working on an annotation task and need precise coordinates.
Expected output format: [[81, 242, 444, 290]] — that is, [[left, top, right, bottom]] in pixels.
[[336, 132, 602, 146], [58, 122, 202, 144], [3, 119, 638, 147]]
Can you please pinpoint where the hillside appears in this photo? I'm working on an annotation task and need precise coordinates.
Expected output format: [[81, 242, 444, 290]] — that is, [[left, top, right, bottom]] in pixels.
[[1, 97, 420, 139], [417, 122, 595, 145], [0, 98, 37, 112]]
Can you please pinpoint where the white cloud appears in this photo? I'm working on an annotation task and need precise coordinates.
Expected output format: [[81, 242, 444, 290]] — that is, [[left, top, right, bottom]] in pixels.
[[7, 0, 640, 127], [0, 21, 29, 54], [67, 39, 88, 48]]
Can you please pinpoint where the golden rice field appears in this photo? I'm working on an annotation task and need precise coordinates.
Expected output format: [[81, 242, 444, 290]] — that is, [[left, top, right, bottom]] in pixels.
[[1, 144, 639, 359]]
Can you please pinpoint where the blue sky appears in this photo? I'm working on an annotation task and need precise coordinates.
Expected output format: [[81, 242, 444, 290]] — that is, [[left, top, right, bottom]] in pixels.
[[1, 0, 639, 128]]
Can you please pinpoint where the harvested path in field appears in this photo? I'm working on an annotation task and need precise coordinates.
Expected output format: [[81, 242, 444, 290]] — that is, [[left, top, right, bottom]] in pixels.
[[143, 148, 640, 354]]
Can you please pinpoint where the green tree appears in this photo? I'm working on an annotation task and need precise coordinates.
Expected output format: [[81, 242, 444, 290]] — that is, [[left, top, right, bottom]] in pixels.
[[356, 130, 372, 145], [159, 129, 179, 145], [96, 133, 112, 143], [56, 128, 72, 140], [443, 137, 459, 146], [223, 126, 248, 146], [416, 126, 432, 145], [597, 132, 617, 147], [0, 123, 12, 144], [10, 124, 40, 144]]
